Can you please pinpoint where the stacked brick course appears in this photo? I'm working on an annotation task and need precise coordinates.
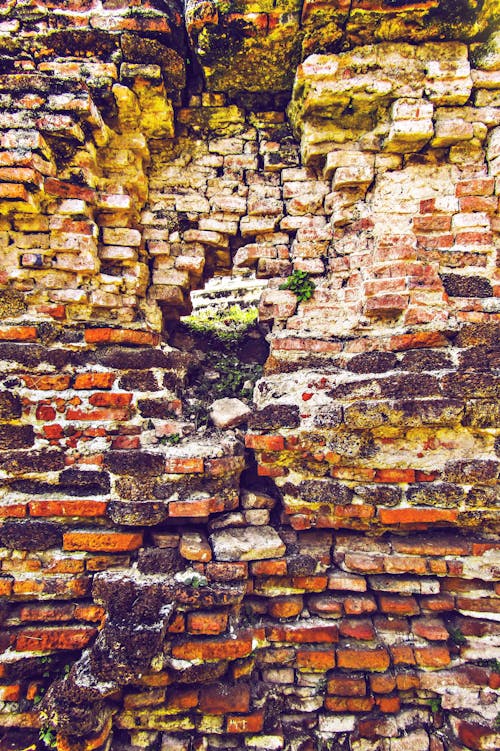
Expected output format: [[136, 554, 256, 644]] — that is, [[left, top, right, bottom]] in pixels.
[[0, 2, 498, 750]]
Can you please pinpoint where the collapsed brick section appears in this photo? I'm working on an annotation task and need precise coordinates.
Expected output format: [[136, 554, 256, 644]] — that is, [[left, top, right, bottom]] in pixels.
[[0, 2, 499, 751]]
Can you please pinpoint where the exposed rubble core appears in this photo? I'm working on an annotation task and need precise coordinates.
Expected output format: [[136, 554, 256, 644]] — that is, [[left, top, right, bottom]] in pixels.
[[0, 2, 499, 751]]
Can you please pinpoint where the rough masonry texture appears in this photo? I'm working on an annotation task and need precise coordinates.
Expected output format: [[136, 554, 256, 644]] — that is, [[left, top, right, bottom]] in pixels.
[[0, 2, 499, 750]]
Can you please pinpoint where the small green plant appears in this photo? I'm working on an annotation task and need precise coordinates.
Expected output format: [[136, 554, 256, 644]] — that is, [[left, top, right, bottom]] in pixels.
[[160, 433, 181, 446], [429, 697, 441, 714], [447, 625, 467, 645], [39, 726, 57, 749], [279, 270, 316, 302]]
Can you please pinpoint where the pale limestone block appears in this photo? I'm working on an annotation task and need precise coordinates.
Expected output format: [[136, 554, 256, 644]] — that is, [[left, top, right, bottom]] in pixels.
[[102, 227, 141, 247], [431, 118, 474, 147], [333, 164, 374, 189], [152, 269, 189, 287], [391, 98, 433, 121], [240, 215, 278, 237], [384, 119, 434, 153], [324, 150, 374, 179], [99, 245, 137, 261], [210, 526, 285, 561], [209, 398, 251, 430]]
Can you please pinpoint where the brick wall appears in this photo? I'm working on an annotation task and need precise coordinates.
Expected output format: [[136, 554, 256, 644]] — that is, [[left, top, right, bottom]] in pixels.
[[0, 2, 499, 751]]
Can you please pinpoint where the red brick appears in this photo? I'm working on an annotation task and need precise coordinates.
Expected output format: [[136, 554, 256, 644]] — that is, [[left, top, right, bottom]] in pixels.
[[84, 328, 159, 346], [19, 603, 75, 622], [226, 711, 264, 734], [339, 618, 376, 641], [378, 507, 458, 525], [414, 646, 451, 667], [296, 649, 335, 671], [74, 604, 105, 623], [343, 595, 377, 615], [384, 555, 427, 575], [337, 647, 390, 672], [36, 404, 56, 421], [421, 594, 455, 612], [73, 373, 116, 389], [66, 407, 130, 421], [388, 331, 447, 351], [44, 177, 95, 202], [200, 683, 250, 714], [15, 626, 96, 652], [325, 696, 375, 712], [63, 530, 143, 552], [29, 499, 107, 517], [169, 498, 213, 517], [379, 594, 420, 616], [257, 464, 286, 477], [412, 617, 449, 641], [457, 721, 493, 751], [187, 612, 228, 635], [344, 553, 385, 574], [327, 675, 366, 696], [459, 196, 497, 213], [413, 215, 452, 232], [245, 434, 285, 450], [456, 178, 494, 197], [89, 392, 133, 407], [164, 457, 204, 473], [0, 326, 37, 341]]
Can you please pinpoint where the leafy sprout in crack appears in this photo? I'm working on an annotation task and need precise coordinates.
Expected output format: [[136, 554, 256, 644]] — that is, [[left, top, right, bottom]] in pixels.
[[279, 270, 316, 302]]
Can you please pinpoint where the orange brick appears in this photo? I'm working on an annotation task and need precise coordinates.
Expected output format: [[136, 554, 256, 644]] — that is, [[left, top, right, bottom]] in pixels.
[[296, 649, 335, 671], [0, 326, 37, 341], [21, 374, 71, 390], [337, 647, 390, 672], [291, 575, 328, 592], [187, 612, 228, 635], [226, 711, 264, 734], [0, 685, 21, 701], [268, 596, 303, 619], [414, 646, 451, 668], [200, 683, 250, 714], [251, 559, 287, 576], [73, 373, 116, 389], [374, 469, 415, 483], [74, 604, 105, 623], [84, 328, 159, 346], [370, 674, 396, 693], [325, 696, 375, 712], [245, 434, 285, 450], [379, 594, 420, 616], [166, 688, 199, 711], [29, 499, 107, 517], [267, 623, 339, 644], [377, 696, 400, 713], [396, 673, 420, 690], [391, 645, 416, 665], [378, 507, 458, 525], [164, 457, 204, 473], [63, 530, 143, 552], [15, 626, 96, 652], [171, 636, 254, 662], [169, 499, 213, 517], [0, 502, 27, 518]]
